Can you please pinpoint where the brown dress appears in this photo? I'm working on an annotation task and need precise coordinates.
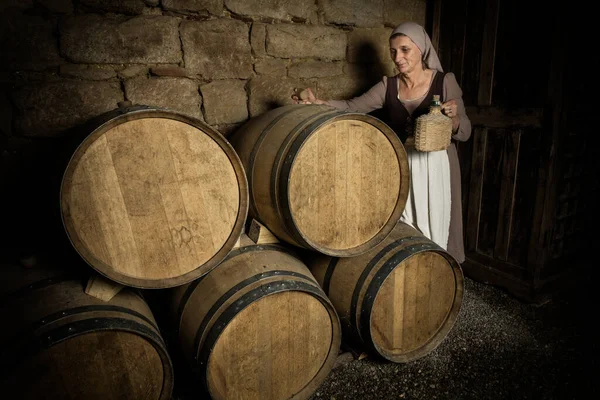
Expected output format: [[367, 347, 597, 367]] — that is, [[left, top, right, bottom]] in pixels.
[[325, 71, 471, 263]]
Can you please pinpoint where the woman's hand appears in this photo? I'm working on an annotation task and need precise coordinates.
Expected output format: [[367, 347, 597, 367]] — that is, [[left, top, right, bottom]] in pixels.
[[292, 88, 326, 105], [442, 99, 460, 132], [441, 100, 458, 118]]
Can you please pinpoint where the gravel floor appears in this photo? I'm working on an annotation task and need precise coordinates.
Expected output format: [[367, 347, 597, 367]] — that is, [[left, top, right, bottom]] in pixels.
[[307, 275, 594, 400], [169, 271, 593, 400]]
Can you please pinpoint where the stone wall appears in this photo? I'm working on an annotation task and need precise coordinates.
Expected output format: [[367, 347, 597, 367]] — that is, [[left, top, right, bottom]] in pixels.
[[0, 0, 426, 257], [1, 0, 426, 139]]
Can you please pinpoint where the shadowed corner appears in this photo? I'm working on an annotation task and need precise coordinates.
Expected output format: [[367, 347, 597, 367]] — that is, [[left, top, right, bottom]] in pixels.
[[0, 107, 138, 270]]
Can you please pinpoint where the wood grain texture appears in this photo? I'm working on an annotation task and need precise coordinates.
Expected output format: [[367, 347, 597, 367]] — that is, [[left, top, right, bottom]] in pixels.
[[436, 0, 587, 304], [1, 264, 173, 400], [478, 129, 505, 256], [231, 104, 409, 257], [494, 130, 521, 260], [61, 109, 248, 288], [477, 0, 500, 105], [370, 252, 456, 360], [290, 120, 400, 250], [208, 292, 332, 400], [307, 221, 463, 363], [466, 127, 487, 251], [170, 239, 341, 400], [10, 332, 164, 400], [85, 272, 124, 301]]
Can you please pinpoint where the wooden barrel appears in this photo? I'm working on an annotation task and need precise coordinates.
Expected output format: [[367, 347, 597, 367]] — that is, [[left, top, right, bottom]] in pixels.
[[0, 263, 173, 399], [60, 106, 249, 288], [307, 221, 464, 363], [171, 236, 341, 400], [231, 104, 409, 257]]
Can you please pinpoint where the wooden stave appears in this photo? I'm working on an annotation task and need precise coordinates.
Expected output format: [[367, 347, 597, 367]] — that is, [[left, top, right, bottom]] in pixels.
[[0, 264, 174, 400], [308, 222, 464, 363], [231, 105, 339, 245], [231, 104, 409, 257], [60, 106, 249, 288], [171, 243, 342, 400]]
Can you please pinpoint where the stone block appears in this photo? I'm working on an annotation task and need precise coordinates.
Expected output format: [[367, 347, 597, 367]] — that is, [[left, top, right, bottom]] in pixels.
[[12, 80, 123, 137], [343, 62, 392, 89], [266, 24, 346, 60], [288, 61, 343, 78], [38, 0, 74, 13], [118, 65, 148, 79], [79, 0, 146, 15], [60, 15, 181, 64], [0, 1, 34, 10], [124, 77, 203, 119], [248, 76, 312, 117], [7, 71, 62, 86], [254, 59, 288, 76], [181, 19, 252, 79], [213, 123, 243, 138], [200, 80, 248, 125], [320, 0, 383, 27], [142, 7, 163, 15], [383, 0, 427, 27], [1, 12, 62, 70], [316, 75, 370, 101], [150, 66, 189, 77], [162, 0, 222, 15], [347, 28, 395, 76], [59, 64, 117, 80], [250, 23, 266, 57], [224, 0, 314, 21]]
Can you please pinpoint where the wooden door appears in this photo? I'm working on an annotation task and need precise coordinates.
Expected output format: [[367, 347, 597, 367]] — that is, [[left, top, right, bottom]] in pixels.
[[428, 0, 595, 302]]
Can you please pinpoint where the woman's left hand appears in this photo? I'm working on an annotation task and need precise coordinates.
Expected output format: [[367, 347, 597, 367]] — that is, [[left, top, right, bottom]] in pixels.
[[442, 100, 458, 118]]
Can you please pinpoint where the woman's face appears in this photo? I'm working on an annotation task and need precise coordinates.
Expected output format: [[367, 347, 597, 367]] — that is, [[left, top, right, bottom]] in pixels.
[[389, 35, 422, 74]]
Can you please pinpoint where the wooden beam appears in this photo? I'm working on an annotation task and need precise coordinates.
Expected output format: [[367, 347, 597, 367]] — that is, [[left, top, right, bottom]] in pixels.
[[429, 0, 442, 51], [466, 127, 487, 251], [494, 130, 521, 260], [477, 0, 500, 105], [466, 106, 543, 129], [528, 9, 566, 275]]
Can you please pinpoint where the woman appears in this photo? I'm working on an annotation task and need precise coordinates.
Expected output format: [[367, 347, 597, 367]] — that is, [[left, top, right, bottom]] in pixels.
[[292, 21, 471, 263]]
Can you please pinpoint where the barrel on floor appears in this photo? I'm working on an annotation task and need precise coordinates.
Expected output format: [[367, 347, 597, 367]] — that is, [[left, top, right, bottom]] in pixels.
[[307, 221, 464, 363], [0, 263, 173, 399], [170, 236, 341, 400]]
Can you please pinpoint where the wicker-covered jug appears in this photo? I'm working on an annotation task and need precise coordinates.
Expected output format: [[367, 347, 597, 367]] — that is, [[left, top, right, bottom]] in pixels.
[[414, 95, 452, 152]]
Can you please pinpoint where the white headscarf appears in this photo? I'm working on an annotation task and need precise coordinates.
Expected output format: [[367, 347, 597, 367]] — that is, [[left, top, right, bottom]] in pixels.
[[391, 22, 443, 73]]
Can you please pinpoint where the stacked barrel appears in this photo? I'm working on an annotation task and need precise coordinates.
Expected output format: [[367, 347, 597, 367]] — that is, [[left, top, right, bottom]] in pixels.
[[0, 262, 173, 400], [231, 104, 464, 363], [60, 106, 249, 288], [3, 103, 464, 400]]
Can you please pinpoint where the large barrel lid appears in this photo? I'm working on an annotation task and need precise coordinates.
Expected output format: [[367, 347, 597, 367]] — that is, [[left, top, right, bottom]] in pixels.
[[368, 246, 463, 362], [285, 112, 409, 256], [6, 330, 171, 400], [206, 290, 336, 400], [60, 107, 248, 288]]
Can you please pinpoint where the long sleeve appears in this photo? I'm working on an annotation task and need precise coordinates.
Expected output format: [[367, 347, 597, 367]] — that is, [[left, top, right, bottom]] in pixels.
[[324, 76, 387, 113], [443, 72, 471, 142]]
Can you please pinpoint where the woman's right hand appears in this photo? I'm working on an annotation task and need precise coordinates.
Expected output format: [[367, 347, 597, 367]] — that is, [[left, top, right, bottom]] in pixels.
[[292, 88, 325, 105]]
